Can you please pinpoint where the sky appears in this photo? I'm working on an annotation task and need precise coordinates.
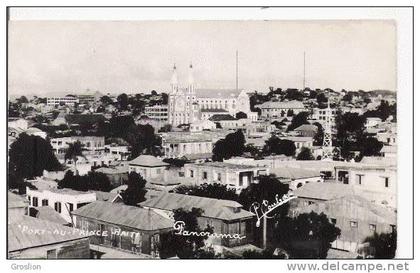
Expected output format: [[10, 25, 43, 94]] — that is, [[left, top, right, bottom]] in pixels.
[[8, 20, 396, 96]]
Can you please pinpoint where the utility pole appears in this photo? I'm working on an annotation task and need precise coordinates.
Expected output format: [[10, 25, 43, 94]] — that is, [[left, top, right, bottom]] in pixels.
[[236, 50, 239, 91], [322, 92, 334, 160], [303, 51, 306, 90], [262, 214, 267, 249]]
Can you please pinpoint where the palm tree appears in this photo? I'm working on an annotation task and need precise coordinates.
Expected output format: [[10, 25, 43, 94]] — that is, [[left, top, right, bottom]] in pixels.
[[64, 141, 85, 175]]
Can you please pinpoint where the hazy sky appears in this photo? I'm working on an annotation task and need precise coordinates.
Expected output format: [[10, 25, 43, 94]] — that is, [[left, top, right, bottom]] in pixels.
[[8, 20, 396, 96]]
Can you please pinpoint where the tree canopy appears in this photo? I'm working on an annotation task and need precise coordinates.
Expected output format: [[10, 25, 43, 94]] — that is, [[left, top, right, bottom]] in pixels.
[[287, 111, 310, 131], [58, 170, 112, 192], [297, 147, 315, 160], [273, 212, 341, 258], [120, 172, 147, 206], [263, 136, 296, 156], [174, 183, 238, 202], [212, 130, 246, 161], [9, 133, 62, 179]]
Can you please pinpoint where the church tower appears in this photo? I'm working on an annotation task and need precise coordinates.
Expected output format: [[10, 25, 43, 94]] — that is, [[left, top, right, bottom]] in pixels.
[[170, 64, 179, 94]]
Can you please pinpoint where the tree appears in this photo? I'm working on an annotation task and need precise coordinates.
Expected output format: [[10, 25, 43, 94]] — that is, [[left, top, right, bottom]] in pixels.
[[9, 133, 62, 179], [287, 112, 310, 131], [17, 96, 29, 104], [273, 212, 341, 258], [262, 136, 296, 156], [238, 175, 290, 247], [159, 208, 214, 259], [120, 172, 147, 206], [212, 130, 246, 161], [364, 231, 397, 258], [313, 122, 324, 146], [342, 93, 353, 102], [235, 111, 248, 119], [58, 171, 112, 192], [316, 93, 328, 105], [8, 162, 37, 194], [284, 89, 303, 101], [127, 124, 162, 158], [174, 183, 238, 202], [117, 93, 129, 110], [100, 95, 113, 105], [359, 137, 384, 158], [297, 147, 315, 160], [151, 90, 158, 96], [363, 100, 396, 121], [64, 141, 85, 175], [238, 175, 290, 211]]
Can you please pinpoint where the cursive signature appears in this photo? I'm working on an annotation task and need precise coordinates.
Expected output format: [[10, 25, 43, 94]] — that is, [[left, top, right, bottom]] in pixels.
[[250, 191, 297, 227]]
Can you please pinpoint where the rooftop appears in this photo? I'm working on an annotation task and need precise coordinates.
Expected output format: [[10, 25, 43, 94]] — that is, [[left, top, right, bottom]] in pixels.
[[271, 167, 321, 180], [257, 100, 305, 109], [195, 88, 243, 99], [71, 201, 174, 231], [8, 192, 29, 209], [189, 161, 264, 170], [34, 207, 69, 225], [209, 114, 238, 122], [293, 182, 355, 201], [140, 192, 254, 221], [8, 216, 89, 252], [129, 155, 169, 167], [201, 108, 229, 113], [294, 124, 318, 132]]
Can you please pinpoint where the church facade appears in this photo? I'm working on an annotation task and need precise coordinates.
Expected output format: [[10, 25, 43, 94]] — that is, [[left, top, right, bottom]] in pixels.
[[167, 64, 255, 127]]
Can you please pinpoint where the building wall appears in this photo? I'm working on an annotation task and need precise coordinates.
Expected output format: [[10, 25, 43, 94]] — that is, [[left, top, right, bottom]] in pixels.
[[162, 141, 213, 158], [335, 167, 397, 207], [9, 238, 90, 259], [26, 188, 97, 223], [73, 216, 164, 256], [128, 165, 167, 180]]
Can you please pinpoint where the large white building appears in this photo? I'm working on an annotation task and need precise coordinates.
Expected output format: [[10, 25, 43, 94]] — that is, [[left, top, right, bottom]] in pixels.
[[47, 95, 79, 106], [167, 64, 255, 126]]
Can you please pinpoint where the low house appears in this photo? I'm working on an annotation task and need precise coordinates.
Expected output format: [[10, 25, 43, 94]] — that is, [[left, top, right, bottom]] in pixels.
[[293, 124, 318, 137], [8, 216, 90, 259], [128, 155, 169, 180], [209, 114, 239, 128], [200, 108, 229, 120], [161, 132, 214, 158], [190, 119, 217, 132], [140, 192, 256, 252], [183, 162, 269, 192], [257, 100, 306, 119], [380, 145, 397, 158], [71, 201, 173, 257], [297, 195, 396, 255], [271, 167, 323, 190], [95, 165, 128, 187], [279, 136, 314, 151], [26, 187, 97, 224], [334, 161, 397, 208]]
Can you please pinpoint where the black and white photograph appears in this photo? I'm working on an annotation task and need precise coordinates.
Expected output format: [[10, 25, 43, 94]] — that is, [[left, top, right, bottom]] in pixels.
[[4, 5, 414, 267]]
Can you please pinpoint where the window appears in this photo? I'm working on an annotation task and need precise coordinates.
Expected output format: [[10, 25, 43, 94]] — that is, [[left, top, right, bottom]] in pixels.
[[202, 171, 208, 180], [190, 170, 194, 178], [217, 173, 222, 181], [67, 203, 74, 212], [32, 197, 38, 207], [42, 199, 48, 206], [390, 224, 396, 233], [384, 177, 390, 188], [350, 221, 358, 228], [330, 218, 337, 224], [356, 174, 364, 185], [156, 168, 161, 175], [47, 249, 57, 259], [54, 202, 62, 213], [369, 224, 377, 232]]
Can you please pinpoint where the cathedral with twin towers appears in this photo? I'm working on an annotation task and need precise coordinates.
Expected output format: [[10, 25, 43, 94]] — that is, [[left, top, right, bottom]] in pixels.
[[167, 64, 256, 126]]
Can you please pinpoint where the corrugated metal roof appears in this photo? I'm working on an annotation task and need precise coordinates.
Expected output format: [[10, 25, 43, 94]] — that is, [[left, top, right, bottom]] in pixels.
[[71, 201, 173, 231], [293, 182, 354, 201], [8, 192, 29, 209], [140, 193, 254, 221], [257, 100, 305, 109], [8, 216, 89, 252], [35, 207, 69, 225]]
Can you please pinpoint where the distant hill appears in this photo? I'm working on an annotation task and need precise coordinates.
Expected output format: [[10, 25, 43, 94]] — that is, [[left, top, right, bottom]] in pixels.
[[367, 90, 396, 96]]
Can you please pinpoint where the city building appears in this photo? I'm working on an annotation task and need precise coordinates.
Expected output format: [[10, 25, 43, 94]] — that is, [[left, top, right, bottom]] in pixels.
[[189, 119, 217, 132], [128, 155, 169, 180], [50, 136, 105, 155], [183, 162, 269, 191], [144, 104, 169, 123], [296, 195, 396, 255], [141, 192, 256, 251], [104, 144, 131, 161], [293, 124, 318, 137], [161, 132, 214, 159], [271, 167, 323, 190], [334, 161, 397, 208], [257, 100, 306, 119], [47, 95, 79, 106], [8, 216, 90, 259], [167, 64, 255, 126], [71, 201, 173, 257], [26, 187, 97, 223]]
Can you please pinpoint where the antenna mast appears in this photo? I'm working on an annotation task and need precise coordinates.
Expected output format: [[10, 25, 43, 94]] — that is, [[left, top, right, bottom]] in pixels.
[[236, 50, 239, 91], [303, 51, 306, 90]]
